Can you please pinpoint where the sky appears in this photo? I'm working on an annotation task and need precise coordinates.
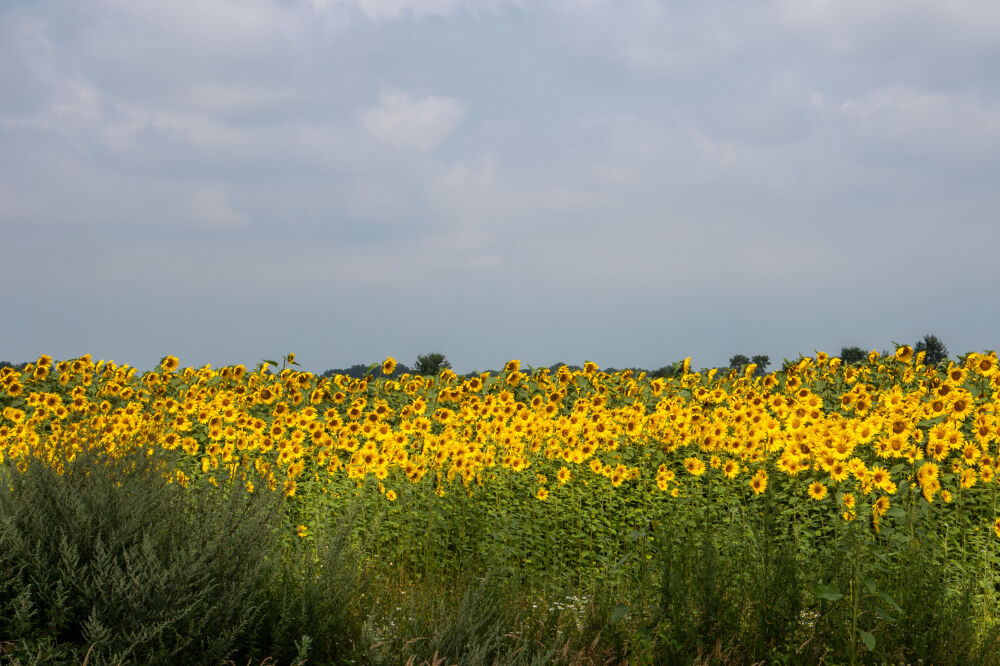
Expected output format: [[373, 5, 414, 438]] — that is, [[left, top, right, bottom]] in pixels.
[[2, 0, 1000, 374]]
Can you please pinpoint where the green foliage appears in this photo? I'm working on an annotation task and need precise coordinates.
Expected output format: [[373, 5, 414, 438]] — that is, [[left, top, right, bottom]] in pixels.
[[653, 528, 743, 664], [750, 354, 770, 374], [727, 354, 750, 370], [728, 354, 769, 376], [648, 361, 684, 378], [255, 505, 373, 664], [839, 346, 868, 364], [3, 446, 999, 664], [6, 348, 1000, 664], [885, 538, 984, 665], [364, 572, 559, 666], [0, 447, 284, 665], [413, 352, 451, 376], [915, 333, 949, 366]]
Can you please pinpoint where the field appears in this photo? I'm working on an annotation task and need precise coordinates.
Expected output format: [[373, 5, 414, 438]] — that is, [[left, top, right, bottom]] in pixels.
[[2, 349, 1000, 665]]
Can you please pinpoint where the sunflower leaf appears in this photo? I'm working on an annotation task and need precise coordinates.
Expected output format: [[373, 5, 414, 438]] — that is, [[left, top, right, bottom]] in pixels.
[[814, 584, 843, 602]]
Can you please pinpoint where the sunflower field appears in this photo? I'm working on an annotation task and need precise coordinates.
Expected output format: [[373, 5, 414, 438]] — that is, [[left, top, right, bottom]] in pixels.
[[2, 348, 1000, 664]]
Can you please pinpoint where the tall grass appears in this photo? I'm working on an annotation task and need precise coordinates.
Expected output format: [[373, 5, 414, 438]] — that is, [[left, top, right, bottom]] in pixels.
[[3, 445, 999, 665], [0, 446, 286, 665]]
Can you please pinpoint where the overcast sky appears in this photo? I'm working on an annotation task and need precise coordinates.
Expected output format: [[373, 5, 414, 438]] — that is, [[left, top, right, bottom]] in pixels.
[[3, 0, 999, 373]]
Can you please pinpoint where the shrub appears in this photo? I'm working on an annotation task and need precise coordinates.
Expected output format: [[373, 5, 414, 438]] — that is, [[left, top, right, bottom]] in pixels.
[[0, 446, 284, 665]]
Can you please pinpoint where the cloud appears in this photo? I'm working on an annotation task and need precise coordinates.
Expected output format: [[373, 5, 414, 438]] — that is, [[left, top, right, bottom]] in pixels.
[[310, 0, 518, 21], [4, 0, 1000, 371], [0, 187, 20, 223], [778, 0, 1000, 53], [361, 91, 468, 151], [545, 0, 771, 77], [0, 14, 102, 132], [837, 86, 1000, 163], [187, 187, 250, 230]]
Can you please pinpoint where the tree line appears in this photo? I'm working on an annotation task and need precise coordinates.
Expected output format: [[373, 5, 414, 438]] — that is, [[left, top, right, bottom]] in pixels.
[[323, 334, 951, 379], [0, 334, 955, 379]]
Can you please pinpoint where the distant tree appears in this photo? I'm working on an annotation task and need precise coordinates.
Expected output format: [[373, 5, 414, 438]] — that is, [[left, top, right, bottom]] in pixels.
[[729, 354, 768, 377], [414, 352, 451, 376], [915, 334, 949, 366], [750, 355, 770, 376], [320, 362, 414, 379], [649, 361, 684, 379], [0, 361, 27, 370], [839, 346, 868, 365], [728, 354, 751, 370]]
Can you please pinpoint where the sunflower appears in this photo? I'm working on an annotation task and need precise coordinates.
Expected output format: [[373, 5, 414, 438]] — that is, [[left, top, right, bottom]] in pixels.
[[870, 466, 891, 490], [684, 457, 706, 477], [2, 407, 25, 424], [947, 365, 967, 384], [750, 470, 767, 495], [722, 459, 740, 479], [993, 518, 1000, 539], [975, 354, 998, 377], [382, 356, 397, 375], [960, 468, 978, 489], [161, 355, 180, 373], [808, 481, 828, 501], [536, 487, 549, 501], [921, 478, 941, 502], [557, 467, 571, 485], [951, 396, 973, 420], [889, 419, 910, 436], [917, 461, 940, 484]]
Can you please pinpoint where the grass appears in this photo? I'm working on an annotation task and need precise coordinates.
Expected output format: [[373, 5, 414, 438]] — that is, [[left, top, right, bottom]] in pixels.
[[2, 445, 999, 665]]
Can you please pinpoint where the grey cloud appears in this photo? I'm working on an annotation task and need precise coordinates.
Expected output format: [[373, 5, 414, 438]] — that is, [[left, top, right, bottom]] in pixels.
[[311, 0, 521, 21], [3, 0, 1000, 372], [361, 90, 468, 151]]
